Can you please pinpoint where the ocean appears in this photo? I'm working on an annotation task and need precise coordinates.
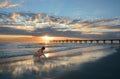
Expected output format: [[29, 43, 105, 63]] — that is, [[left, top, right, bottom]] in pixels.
[[0, 42, 120, 79]]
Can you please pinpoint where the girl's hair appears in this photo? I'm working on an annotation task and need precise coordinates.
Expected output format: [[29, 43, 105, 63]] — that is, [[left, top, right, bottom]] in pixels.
[[41, 46, 45, 50]]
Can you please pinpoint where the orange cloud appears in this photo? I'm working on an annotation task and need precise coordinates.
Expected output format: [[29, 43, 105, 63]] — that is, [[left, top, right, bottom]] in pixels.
[[0, 0, 21, 8], [10, 12, 20, 22], [32, 13, 41, 22], [0, 0, 9, 8]]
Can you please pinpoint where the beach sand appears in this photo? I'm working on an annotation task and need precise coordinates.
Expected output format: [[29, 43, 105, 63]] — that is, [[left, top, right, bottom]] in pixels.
[[55, 48, 120, 79]]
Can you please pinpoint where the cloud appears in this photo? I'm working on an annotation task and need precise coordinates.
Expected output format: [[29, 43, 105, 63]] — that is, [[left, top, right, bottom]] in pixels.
[[31, 27, 120, 38], [0, 26, 82, 38], [31, 13, 41, 22], [0, 0, 21, 8], [0, 24, 119, 39], [32, 27, 83, 37], [0, 0, 9, 8], [0, 12, 120, 38], [6, 3, 19, 8], [10, 12, 20, 22], [66, 17, 120, 33], [101, 32, 120, 38], [0, 27, 31, 35]]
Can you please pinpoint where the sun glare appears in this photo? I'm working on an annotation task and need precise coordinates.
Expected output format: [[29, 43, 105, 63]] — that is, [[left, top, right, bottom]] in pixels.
[[45, 53, 49, 58], [41, 35, 54, 43]]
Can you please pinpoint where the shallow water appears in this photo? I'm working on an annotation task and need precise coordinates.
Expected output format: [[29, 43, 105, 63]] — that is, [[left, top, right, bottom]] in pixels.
[[0, 42, 119, 79]]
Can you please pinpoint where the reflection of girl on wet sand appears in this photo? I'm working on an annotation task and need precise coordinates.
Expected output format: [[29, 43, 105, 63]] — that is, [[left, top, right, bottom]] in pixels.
[[37, 46, 46, 59]]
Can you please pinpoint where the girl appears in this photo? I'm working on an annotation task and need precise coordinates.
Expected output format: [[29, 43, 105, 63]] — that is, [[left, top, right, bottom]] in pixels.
[[37, 46, 46, 59]]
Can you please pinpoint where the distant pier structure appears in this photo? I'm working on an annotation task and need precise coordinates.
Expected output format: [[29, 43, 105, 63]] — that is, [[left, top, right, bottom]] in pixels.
[[50, 39, 120, 44]]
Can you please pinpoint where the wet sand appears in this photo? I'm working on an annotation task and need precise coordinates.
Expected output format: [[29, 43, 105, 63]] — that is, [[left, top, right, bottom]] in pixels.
[[0, 44, 119, 79], [55, 48, 120, 79]]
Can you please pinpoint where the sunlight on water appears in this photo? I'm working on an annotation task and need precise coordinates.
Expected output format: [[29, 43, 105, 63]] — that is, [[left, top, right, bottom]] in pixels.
[[0, 48, 116, 79], [0, 43, 118, 79], [45, 53, 49, 58]]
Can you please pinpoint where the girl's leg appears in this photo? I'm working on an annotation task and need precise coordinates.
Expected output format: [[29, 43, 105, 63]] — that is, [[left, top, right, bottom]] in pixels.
[[38, 55, 41, 59]]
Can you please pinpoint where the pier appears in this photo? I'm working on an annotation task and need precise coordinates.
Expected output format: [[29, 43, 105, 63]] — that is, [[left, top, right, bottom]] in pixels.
[[50, 39, 120, 44]]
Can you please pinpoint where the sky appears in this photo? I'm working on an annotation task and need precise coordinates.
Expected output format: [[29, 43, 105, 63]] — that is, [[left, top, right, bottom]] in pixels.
[[0, 0, 120, 42]]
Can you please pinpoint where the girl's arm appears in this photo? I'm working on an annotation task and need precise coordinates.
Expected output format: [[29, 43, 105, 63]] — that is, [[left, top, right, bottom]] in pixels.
[[43, 54, 46, 57], [42, 51, 46, 57]]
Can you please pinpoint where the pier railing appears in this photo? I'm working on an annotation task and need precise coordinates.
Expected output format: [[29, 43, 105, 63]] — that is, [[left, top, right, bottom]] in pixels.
[[50, 39, 120, 44]]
